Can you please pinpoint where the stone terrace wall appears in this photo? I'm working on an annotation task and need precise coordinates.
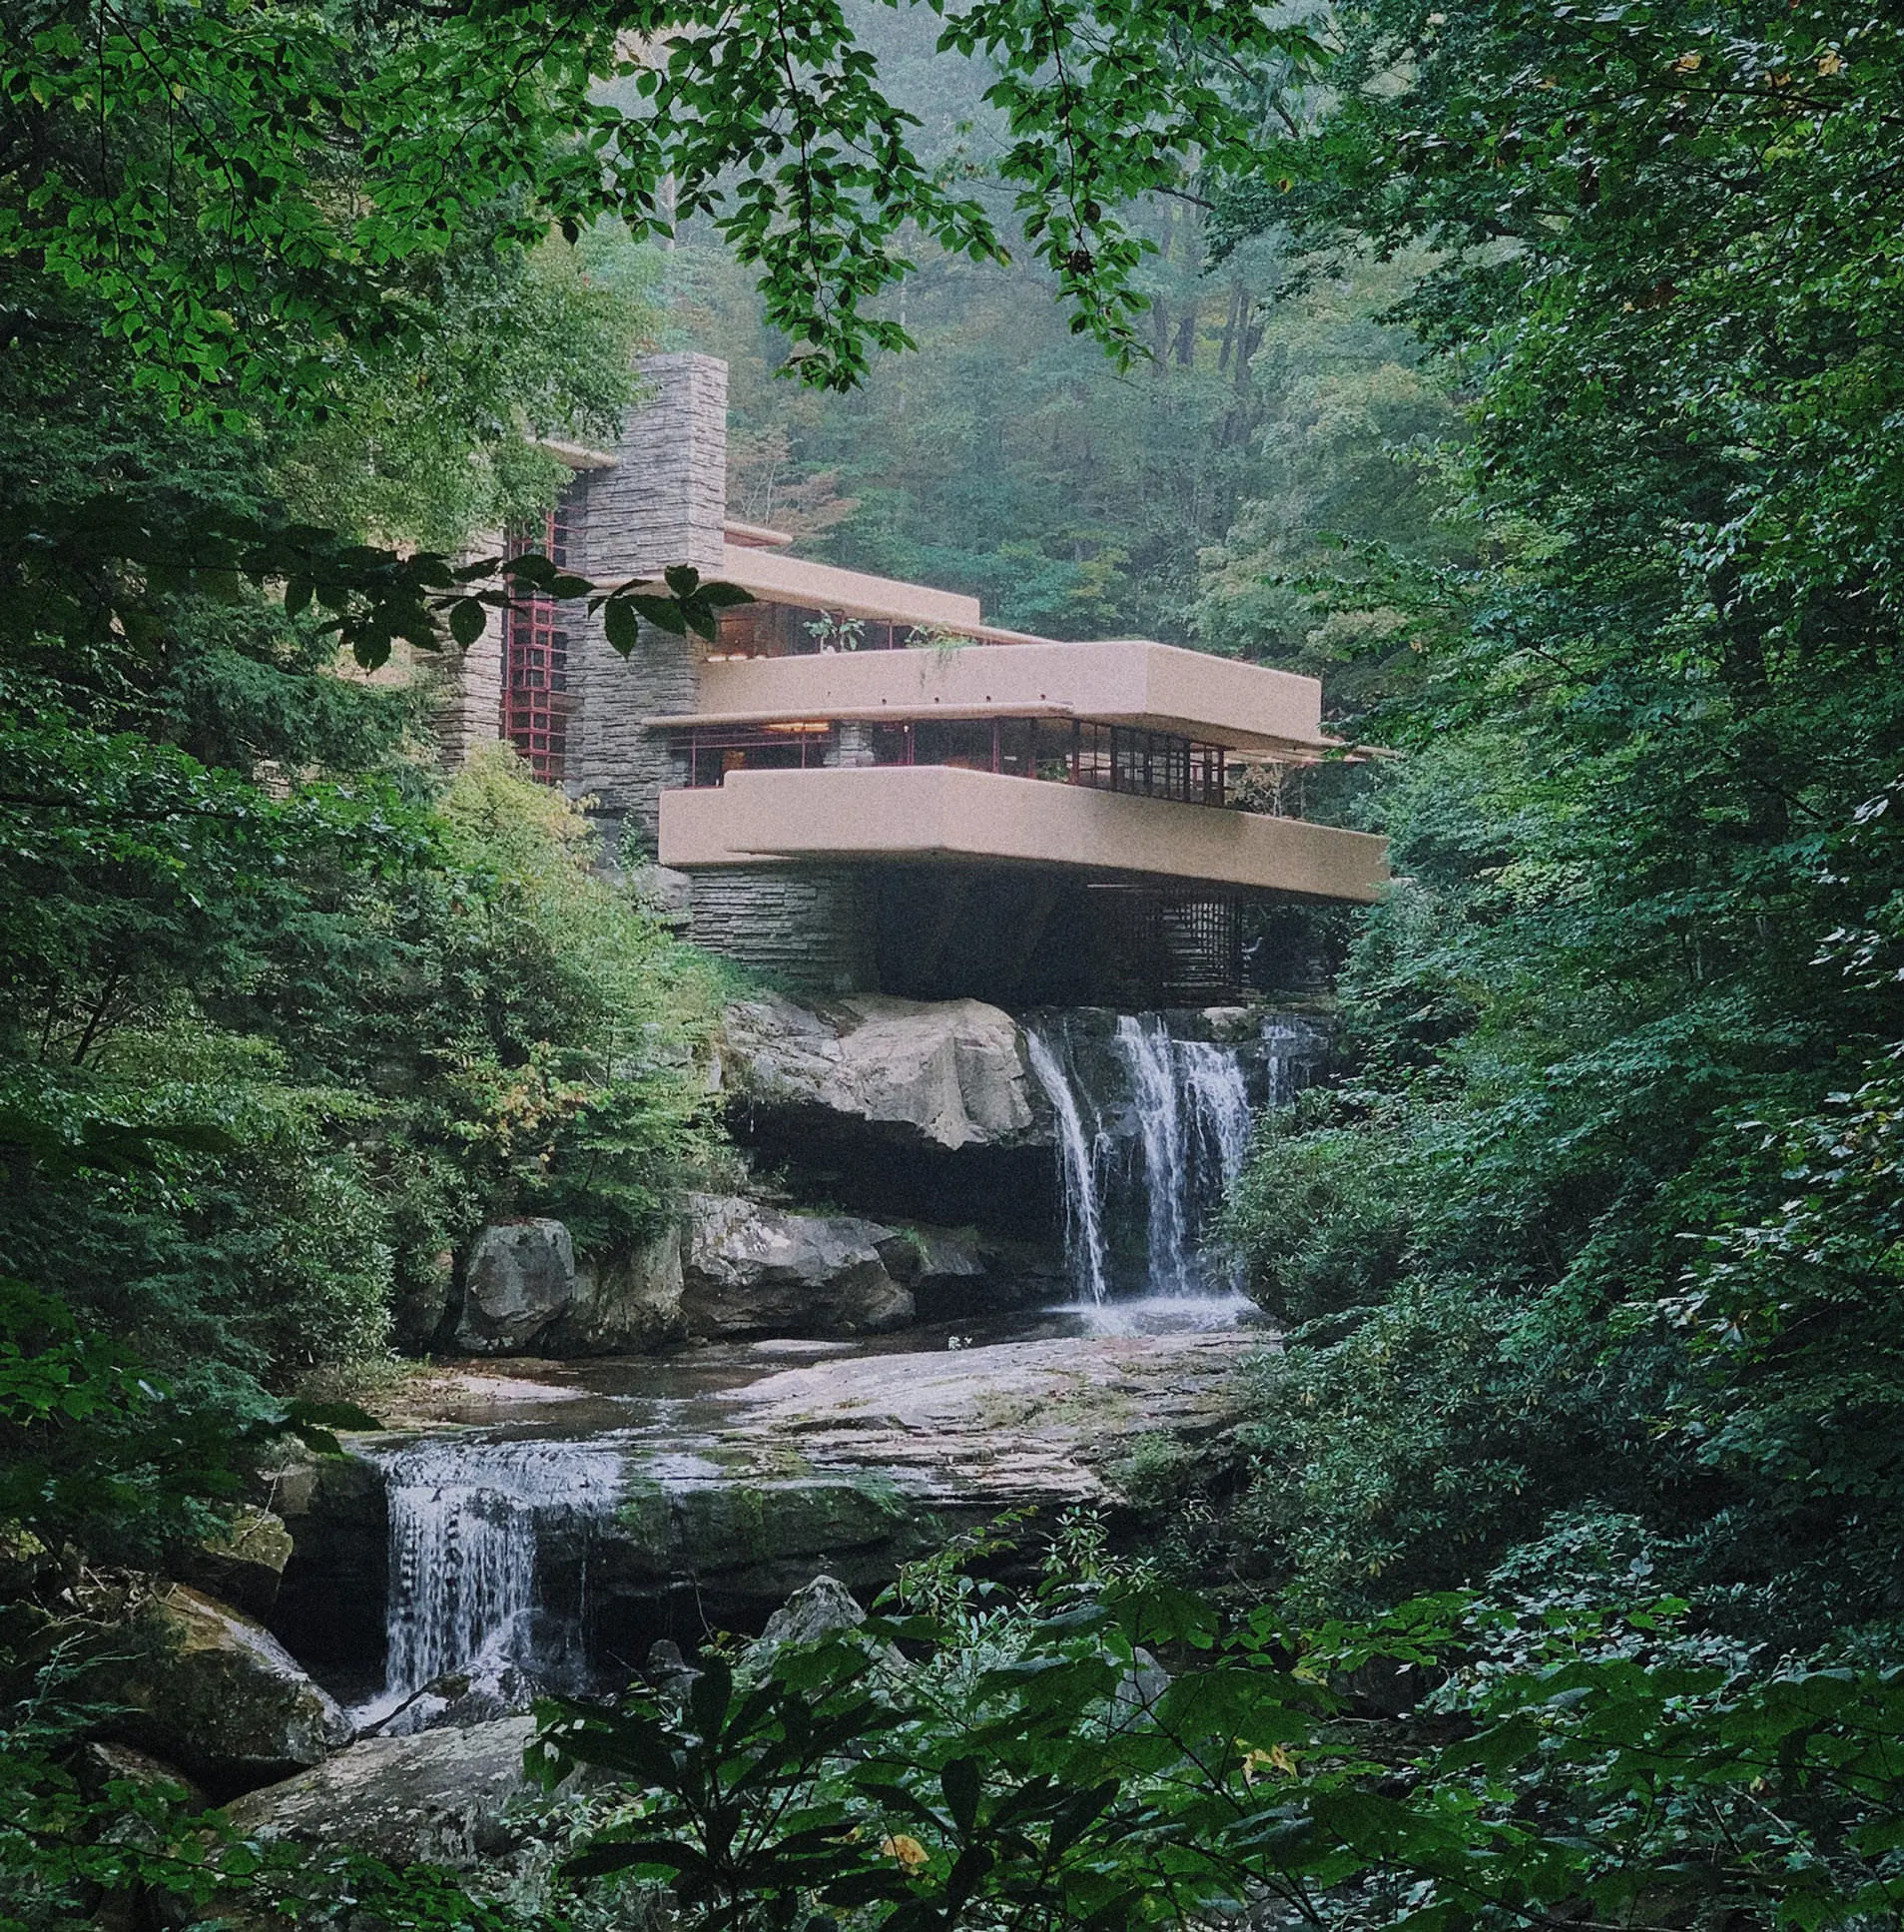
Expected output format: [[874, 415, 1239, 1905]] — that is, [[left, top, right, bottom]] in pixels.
[[688, 866, 878, 995], [433, 526, 505, 770]]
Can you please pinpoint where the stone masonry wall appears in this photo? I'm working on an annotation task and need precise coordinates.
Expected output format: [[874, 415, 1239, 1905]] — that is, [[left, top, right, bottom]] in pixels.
[[687, 866, 878, 996], [433, 524, 505, 769], [570, 354, 728, 852], [835, 722, 878, 768]]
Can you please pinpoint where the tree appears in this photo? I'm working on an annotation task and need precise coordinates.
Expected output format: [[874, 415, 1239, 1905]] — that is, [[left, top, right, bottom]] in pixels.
[[1208, 1, 1904, 1641]]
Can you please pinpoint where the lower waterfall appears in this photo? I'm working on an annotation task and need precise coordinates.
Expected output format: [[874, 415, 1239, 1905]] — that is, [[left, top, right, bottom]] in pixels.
[[1026, 1010, 1318, 1308], [363, 1435, 626, 1726]]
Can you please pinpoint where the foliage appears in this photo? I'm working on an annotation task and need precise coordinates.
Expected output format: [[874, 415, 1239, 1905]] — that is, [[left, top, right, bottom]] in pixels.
[[9, 1519, 1904, 1932], [409, 747, 729, 1254], [680, 173, 1464, 655], [4, 0, 1319, 411], [1208, 0, 1904, 1645], [0, 735, 727, 1401], [0, 679, 441, 1398], [0, 1662, 542, 1932], [631, 0, 1450, 652], [0, 1274, 378, 1574], [0, 0, 720, 1405], [526, 1541, 1904, 1932], [272, 233, 661, 553], [7, 0, 1904, 1924]]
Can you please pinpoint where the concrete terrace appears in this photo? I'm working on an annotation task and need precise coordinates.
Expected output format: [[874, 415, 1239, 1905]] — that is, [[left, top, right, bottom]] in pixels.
[[440, 351, 1389, 1002]]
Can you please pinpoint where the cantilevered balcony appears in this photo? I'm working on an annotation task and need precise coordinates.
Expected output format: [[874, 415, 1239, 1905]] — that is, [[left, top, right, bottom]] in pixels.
[[658, 765, 1388, 904], [662, 638, 1333, 758]]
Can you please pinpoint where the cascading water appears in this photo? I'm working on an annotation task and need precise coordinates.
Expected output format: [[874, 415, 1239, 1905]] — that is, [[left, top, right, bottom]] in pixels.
[[1115, 1015, 1197, 1296], [1026, 1011, 1323, 1316], [1258, 1019, 1311, 1113], [1025, 1025, 1111, 1303], [1180, 1041, 1254, 1186], [363, 1435, 626, 1726], [1177, 1037, 1256, 1294]]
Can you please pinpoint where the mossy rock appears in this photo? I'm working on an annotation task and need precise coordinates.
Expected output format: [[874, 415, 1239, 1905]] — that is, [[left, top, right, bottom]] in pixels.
[[611, 1469, 937, 1596], [176, 1506, 295, 1616], [103, 1585, 352, 1797]]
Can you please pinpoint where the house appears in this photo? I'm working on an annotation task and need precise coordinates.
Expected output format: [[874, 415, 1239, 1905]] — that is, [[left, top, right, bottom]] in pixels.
[[438, 353, 1389, 1005]]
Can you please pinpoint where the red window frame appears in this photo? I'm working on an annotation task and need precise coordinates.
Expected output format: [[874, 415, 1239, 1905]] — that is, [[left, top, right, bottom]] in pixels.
[[500, 501, 574, 783]]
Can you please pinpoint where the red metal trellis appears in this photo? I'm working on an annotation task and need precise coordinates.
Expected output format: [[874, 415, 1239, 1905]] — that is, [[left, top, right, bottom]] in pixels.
[[500, 501, 574, 783]]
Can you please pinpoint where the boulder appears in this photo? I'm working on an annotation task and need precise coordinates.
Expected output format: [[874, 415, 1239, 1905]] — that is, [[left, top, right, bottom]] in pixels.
[[681, 1193, 914, 1336], [611, 1464, 938, 1614], [176, 1506, 294, 1617], [105, 1585, 351, 1795], [756, 1573, 866, 1650], [454, 1220, 575, 1354], [876, 1223, 1059, 1320], [720, 993, 1045, 1152], [392, 1245, 457, 1352], [372, 1659, 539, 1739], [876, 1223, 985, 1288], [223, 1715, 545, 1870], [542, 1223, 685, 1354], [78, 1738, 208, 1810], [630, 863, 694, 921]]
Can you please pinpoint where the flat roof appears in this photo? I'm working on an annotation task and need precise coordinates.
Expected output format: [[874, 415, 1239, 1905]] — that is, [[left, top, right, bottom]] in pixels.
[[716, 544, 984, 631], [723, 519, 795, 549]]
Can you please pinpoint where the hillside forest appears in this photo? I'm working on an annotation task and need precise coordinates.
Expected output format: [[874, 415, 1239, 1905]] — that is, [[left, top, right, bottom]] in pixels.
[[6, 0, 1904, 1927]]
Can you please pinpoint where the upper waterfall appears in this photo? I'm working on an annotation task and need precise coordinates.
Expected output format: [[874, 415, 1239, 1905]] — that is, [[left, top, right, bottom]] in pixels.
[[1024, 1008, 1326, 1309]]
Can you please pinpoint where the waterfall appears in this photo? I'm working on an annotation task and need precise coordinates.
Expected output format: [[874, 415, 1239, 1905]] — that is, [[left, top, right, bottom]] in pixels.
[[1259, 1019, 1310, 1109], [370, 1436, 625, 1718], [1025, 1025, 1111, 1303], [1027, 1010, 1309, 1307], [1115, 1016, 1196, 1296], [1180, 1040, 1254, 1186]]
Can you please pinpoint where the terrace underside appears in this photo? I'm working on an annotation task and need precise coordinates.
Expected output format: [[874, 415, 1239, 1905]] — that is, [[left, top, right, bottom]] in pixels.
[[664, 767, 1388, 1005], [686, 859, 1351, 1007]]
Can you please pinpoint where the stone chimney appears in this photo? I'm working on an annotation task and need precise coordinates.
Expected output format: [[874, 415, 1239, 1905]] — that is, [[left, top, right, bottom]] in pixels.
[[566, 351, 730, 853], [581, 351, 728, 583]]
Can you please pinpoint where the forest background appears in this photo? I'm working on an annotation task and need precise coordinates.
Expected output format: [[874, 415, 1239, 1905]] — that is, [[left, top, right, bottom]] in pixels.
[[5, 0, 1904, 1925]]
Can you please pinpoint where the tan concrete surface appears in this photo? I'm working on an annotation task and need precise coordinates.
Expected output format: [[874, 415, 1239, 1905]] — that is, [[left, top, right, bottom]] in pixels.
[[680, 639, 1329, 753], [658, 766, 1389, 903], [716, 546, 982, 630]]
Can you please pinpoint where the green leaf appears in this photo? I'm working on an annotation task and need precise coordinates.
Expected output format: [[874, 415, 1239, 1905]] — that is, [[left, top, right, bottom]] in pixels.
[[942, 1756, 981, 1832], [448, 597, 487, 647], [628, 594, 688, 636], [602, 598, 642, 655]]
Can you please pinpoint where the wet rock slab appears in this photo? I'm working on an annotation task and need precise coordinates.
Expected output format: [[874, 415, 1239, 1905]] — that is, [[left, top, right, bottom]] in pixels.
[[224, 1715, 545, 1868], [722, 1330, 1252, 1511], [269, 1324, 1259, 1682], [561, 1329, 1255, 1618]]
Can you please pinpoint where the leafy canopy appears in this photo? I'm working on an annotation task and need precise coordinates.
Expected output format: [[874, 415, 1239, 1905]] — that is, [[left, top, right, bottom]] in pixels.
[[6, 0, 1322, 405]]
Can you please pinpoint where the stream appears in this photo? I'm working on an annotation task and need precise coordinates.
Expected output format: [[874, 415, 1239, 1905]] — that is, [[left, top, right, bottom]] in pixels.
[[274, 1010, 1320, 1734]]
